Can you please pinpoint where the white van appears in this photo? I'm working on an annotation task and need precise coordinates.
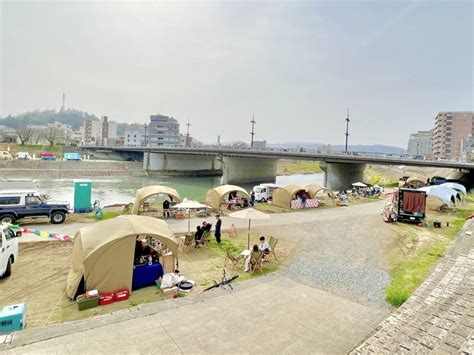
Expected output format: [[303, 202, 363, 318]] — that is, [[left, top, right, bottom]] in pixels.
[[252, 183, 278, 202], [16, 152, 31, 160], [0, 225, 20, 278], [0, 151, 13, 160]]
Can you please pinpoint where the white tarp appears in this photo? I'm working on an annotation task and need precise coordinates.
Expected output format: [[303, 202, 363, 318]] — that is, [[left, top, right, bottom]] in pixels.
[[417, 186, 458, 206], [440, 182, 467, 195]]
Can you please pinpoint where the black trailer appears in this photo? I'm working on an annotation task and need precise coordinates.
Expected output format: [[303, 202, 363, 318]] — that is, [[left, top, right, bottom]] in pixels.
[[397, 188, 427, 223]]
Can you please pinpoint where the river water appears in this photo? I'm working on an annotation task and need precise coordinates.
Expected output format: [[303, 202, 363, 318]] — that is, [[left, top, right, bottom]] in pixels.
[[3, 174, 324, 207]]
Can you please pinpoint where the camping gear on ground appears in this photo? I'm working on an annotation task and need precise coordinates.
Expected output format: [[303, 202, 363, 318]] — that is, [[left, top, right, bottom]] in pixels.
[[76, 294, 100, 311], [74, 179, 92, 213], [203, 269, 239, 292], [132, 262, 164, 290], [131, 185, 182, 215], [224, 249, 244, 269], [66, 215, 179, 299], [171, 200, 212, 233], [177, 280, 195, 292], [229, 208, 271, 249], [268, 237, 279, 261], [162, 286, 178, 298], [434, 220, 442, 228], [114, 289, 130, 302], [161, 272, 182, 289], [99, 292, 115, 306], [0, 303, 26, 333], [397, 189, 427, 223]]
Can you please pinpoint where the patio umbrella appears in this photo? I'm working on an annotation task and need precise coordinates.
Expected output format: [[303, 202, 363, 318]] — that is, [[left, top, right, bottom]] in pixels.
[[172, 200, 211, 233], [229, 208, 271, 249], [352, 182, 367, 188]]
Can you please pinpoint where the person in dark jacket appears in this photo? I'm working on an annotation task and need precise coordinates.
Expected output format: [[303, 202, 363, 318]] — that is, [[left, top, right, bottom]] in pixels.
[[194, 225, 204, 248], [214, 215, 222, 244]]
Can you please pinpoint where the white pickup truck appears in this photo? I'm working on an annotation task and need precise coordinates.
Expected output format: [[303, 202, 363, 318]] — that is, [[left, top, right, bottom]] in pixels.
[[252, 183, 279, 202], [0, 225, 20, 278]]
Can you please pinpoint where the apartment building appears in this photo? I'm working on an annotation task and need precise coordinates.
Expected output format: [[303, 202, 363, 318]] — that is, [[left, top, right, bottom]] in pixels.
[[433, 111, 474, 159], [148, 114, 180, 147], [407, 130, 433, 157]]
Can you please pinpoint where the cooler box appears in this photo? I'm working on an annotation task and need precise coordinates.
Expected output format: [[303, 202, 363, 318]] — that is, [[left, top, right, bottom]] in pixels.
[[99, 293, 114, 306], [0, 303, 26, 333], [74, 179, 92, 213], [114, 289, 130, 302], [76, 295, 99, 311]]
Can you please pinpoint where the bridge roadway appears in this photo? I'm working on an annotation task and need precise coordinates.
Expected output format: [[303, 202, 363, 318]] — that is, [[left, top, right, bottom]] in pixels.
[[83, 146, 474, 171]]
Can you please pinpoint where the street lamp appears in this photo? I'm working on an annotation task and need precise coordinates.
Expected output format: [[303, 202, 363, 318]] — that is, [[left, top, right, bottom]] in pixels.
[[143, 124, 148, 147]]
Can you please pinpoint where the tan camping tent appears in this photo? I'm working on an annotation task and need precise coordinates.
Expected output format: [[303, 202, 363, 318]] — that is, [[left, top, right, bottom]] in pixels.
[[66, 215, 178, 299], [406, 177, 427, 188], [305, 184, 334, 199], [272, 184, 306, 208], [205, 184, 250, 210], [131, 185, 182, 214]]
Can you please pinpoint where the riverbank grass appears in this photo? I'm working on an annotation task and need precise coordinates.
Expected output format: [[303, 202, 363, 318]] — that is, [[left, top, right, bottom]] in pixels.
[[277, 160, 321, 175], [385, 195, 474, 307]]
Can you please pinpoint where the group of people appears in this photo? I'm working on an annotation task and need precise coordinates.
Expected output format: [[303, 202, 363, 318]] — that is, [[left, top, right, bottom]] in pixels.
[[244, 236, 272, 272], [194, 215, 222, 246]]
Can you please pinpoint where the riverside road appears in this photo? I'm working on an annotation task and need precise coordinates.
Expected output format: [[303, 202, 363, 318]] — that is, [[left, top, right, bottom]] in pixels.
[[6, 201, 395, 353]]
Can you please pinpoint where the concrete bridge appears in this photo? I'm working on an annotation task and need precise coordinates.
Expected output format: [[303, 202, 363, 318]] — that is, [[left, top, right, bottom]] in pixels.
[[80, 146, 474, 190]]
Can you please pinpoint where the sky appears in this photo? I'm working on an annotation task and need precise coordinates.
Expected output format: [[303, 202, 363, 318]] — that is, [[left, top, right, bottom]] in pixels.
[[1, 0, 472, 147]]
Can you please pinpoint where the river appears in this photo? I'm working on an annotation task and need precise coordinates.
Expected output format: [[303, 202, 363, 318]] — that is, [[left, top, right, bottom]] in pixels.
[[3, 173, 324, 207]]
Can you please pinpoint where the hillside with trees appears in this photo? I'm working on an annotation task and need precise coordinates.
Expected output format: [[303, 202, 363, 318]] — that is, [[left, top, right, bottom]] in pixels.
[[0, 109, 99, 131]]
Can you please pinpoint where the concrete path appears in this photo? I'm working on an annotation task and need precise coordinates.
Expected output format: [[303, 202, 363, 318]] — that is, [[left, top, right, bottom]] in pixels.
[[6, 275, 388, 354], [4, 201, 391, 353]]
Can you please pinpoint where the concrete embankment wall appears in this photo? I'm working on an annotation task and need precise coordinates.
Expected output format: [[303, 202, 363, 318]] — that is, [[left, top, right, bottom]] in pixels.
[[0, 160, 146, 179]]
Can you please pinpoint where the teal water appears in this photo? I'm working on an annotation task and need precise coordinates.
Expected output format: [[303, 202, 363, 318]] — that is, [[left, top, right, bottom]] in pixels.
[[3, 174, 323, 207]]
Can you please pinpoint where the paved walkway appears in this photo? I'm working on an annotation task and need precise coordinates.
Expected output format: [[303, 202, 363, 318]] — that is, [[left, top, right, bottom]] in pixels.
[[351, 221, 474, 354], [3, 201, 392, 353]]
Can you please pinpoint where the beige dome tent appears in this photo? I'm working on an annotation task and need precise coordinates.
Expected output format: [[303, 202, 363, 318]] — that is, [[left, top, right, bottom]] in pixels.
[[131, 185, 182, 215], [66, 215, 178, 299], [205, 184, 250, 210], [406, 177, 427, 188], [305, 184, 334, 198], [272, 184, 307, 208]]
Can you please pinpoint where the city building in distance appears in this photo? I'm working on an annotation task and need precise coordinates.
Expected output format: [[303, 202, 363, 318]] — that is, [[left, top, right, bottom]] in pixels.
[[81, 116, 117, 146], [148, 114, 180, 147], [407, 130, 433, 158], [433, 111, 474, 160]]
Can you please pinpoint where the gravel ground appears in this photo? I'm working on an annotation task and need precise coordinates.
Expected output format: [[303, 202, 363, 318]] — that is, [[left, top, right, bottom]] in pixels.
[[281, 204, 396, 308]]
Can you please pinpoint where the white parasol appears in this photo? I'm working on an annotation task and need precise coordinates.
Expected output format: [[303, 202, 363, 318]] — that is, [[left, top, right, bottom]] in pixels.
[[172, 200, 211, 233], [229, 208, 271, 249], [352, 182, 367, 188]]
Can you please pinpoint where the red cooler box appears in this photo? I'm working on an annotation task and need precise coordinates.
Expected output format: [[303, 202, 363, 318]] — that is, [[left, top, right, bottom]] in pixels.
[[99, 293, 114, 306], [114, 289, 129, 302]]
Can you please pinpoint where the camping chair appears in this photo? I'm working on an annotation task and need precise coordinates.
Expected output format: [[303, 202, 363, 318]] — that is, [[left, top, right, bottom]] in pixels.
[[224, 249, 243, 269], [249, 250, 263, 273], [268, 237, 278, 261], [200, 230, 211, 247], [183, 233, 195, 252]]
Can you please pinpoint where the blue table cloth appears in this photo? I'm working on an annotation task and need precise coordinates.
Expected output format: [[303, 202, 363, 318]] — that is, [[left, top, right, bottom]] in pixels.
[[132, 262, 164, 290]]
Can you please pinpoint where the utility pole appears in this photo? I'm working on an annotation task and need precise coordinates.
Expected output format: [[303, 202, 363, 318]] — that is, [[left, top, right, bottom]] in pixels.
[[186, 118, 191, 147], [60, 93, 65, 111], [344, 108, 350, 153], [250, 113, 256, 148]]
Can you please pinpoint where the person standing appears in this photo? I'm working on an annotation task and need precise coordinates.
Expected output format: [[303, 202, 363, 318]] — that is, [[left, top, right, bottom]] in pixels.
[[163, 200, 170, 218], [214, 214, 222, 244], [250, 191, 255, 207]]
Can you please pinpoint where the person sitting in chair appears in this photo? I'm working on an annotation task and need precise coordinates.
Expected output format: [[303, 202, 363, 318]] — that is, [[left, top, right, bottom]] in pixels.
[[258, 236, 271, 256], [194, 225, 204, 247], [163, 200, 170, 218]]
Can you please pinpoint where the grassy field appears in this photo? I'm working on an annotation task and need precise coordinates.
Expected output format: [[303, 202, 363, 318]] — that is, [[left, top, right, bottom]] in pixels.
[[0, 143, 63, 157], [384, 194, 474, 307], [277, 160, 322, 175]]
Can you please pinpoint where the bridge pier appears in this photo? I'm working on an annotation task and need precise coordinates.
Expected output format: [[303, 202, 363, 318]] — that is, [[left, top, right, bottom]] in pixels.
[[320, 162, 366, 191], [222, 157, 278, 184], [145, 153, 222, 176]]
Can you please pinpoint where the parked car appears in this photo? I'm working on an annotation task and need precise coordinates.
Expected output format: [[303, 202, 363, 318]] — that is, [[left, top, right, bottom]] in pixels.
[[429, 176, 447, 185], [16, 152, 31, 160], [0, 225, 21, 278], [0, 190, 71, 224], [252, 183, 278, 202], [40, 152, 57, 161], [0, 151, 13, 160]]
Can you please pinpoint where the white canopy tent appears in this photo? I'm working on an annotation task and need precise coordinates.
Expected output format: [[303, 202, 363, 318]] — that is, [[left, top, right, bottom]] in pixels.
[[229, 208, 270, 249], [417, 186, 458, 206], [440, 182, 467, 195], [172, 199, 211, 233]]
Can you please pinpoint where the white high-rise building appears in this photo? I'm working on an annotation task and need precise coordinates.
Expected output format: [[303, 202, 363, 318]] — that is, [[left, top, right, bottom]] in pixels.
[[407, 130, 433, 157]]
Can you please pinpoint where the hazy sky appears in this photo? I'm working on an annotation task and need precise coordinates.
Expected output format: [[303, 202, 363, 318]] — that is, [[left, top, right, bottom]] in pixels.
[[1, 0, 472, 147]]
